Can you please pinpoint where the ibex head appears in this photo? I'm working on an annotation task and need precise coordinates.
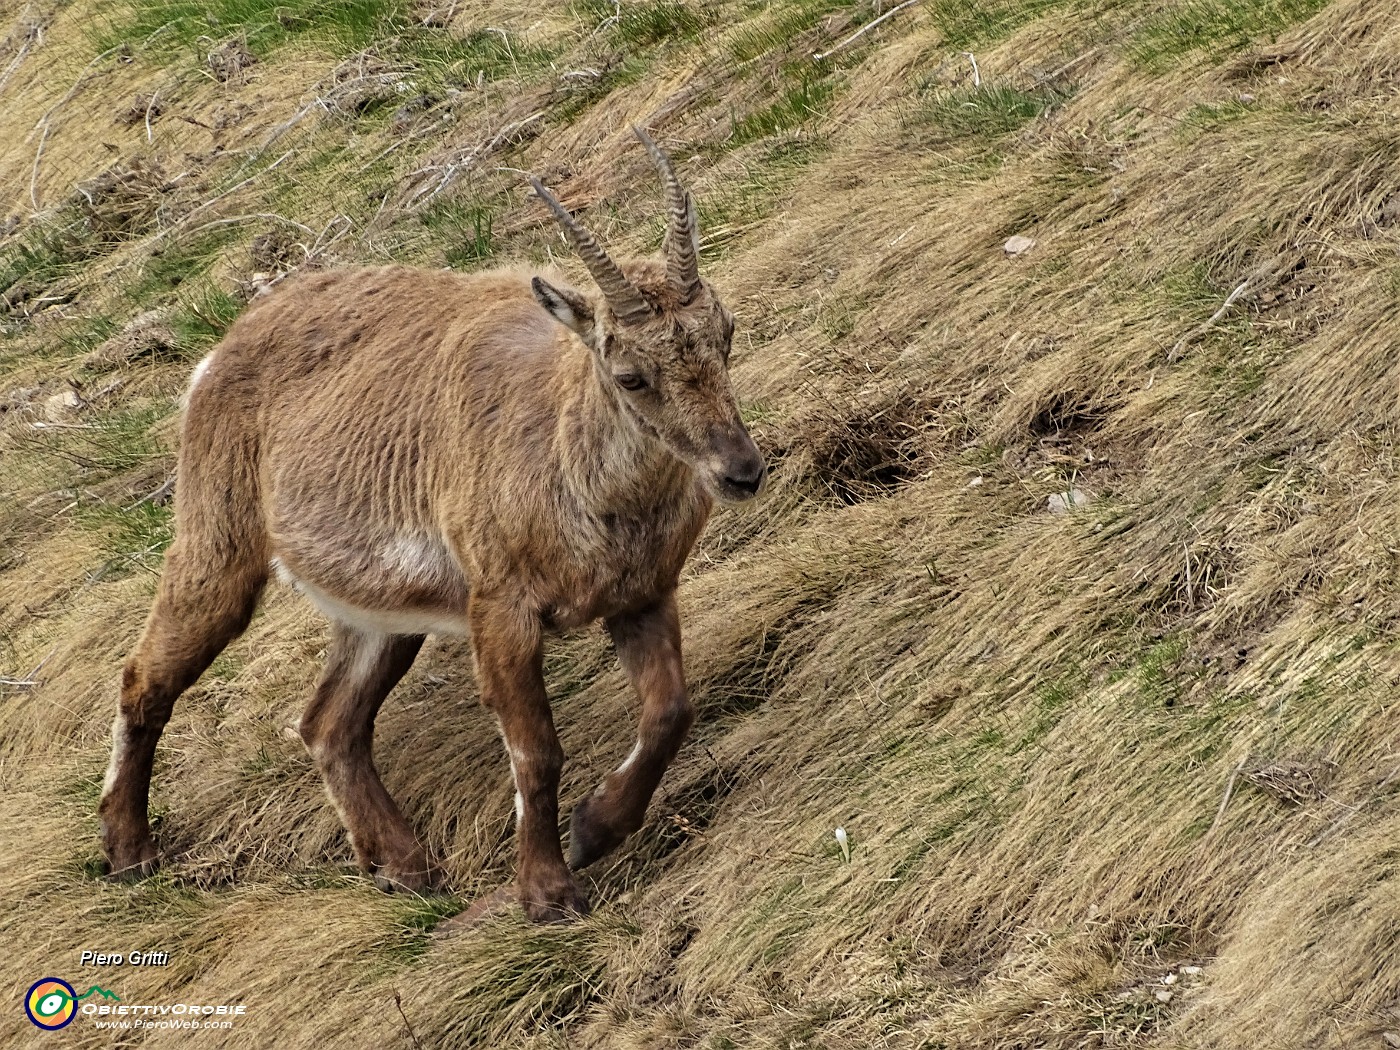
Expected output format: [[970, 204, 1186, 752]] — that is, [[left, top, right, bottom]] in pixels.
[[530, 128, 767, 504]]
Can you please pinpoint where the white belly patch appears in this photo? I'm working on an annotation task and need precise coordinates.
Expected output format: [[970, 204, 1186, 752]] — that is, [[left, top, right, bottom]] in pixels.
[[270, 555, 470, 637]]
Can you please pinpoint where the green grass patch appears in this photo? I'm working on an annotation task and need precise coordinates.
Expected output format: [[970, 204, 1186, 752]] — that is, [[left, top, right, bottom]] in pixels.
[[402, 25, 557, 86], [1130, 0, 1335, 68], [76, 498, 174, 578], [57, 315, 121, 358], [726, 0, 850, 63], [0, 213, 104, 316], [911, 82, 1068, 141], [377, 895, 467, 963], [729, 72, 837, 146], [127, 230, 239, 306], [552, 53, 654, 123], [1133, 634, 1189, 707], [168, 285, 243, 355], [923, 0, 1081, 49], [573, 0, 712, 47], [1179, 97, 1260, 136], [694, 139, 828, 257], [420, 196, 498, 268], [91, 0, 399, 59]]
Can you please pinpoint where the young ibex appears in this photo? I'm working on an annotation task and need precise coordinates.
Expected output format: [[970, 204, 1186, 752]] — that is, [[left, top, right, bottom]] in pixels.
[[97, 129, 765, 922]]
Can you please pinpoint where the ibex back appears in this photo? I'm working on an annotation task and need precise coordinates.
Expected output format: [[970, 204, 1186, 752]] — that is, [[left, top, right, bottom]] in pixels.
[[98, 129, 766, 923]]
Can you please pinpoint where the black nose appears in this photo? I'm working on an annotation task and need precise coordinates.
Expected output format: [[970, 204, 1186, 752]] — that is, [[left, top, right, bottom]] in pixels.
[[725, 458, 766, 495]]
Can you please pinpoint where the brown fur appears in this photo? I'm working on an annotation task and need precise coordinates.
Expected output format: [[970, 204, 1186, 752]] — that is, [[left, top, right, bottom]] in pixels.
[[97, 244, 765, 922]]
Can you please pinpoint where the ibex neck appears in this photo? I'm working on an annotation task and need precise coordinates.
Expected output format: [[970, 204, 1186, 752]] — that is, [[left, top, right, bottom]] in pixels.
[[555, 342, 694, 512]]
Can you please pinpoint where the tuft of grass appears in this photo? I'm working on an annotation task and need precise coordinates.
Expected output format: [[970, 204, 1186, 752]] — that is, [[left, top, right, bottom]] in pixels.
[[91, 0, 399, 59], [1131, 0, 1335, 67], [730, 72, 837, 146], [923, 0, 1081, 49], [0, 215, 101, 316], [552, 52, 653, 123], [127, 231, 239, 306], [76, 498, 174, 580], [725, 0, 849, 63], [168, 286, 243, 356], [420, 197, 497, 268], [911, 82, 1069, 141], [403, 25, 557, 85], [573, 0, 711, 47]]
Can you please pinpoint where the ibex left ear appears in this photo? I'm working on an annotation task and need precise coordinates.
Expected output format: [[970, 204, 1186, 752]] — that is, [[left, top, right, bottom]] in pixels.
[[532, 276, 595, 339]]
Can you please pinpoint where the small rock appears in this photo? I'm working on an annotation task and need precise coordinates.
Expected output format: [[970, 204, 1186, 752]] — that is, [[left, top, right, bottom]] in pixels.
[[1382, 1034, 1400, 1050], [1239, 92, 1256, 103], [967, 475, 984, 488], [1162, 973, 1178, 986], [1181, 965, 1203, 976], [1154, 989, 1173, 1003], [1003, 234, 1036, 256], [1047, 488, 1091, 516], [43, 389, 82, 420]]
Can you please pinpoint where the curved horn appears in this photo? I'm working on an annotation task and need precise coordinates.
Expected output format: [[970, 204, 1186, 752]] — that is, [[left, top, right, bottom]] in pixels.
[[634, 127, 702, 304], [529, 175, 653, 324]]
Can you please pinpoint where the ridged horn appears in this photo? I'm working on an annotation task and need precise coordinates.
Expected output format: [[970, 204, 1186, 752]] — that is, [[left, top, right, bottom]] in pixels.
[[529, 175, 653, 324], [634, 126, 702, 304]]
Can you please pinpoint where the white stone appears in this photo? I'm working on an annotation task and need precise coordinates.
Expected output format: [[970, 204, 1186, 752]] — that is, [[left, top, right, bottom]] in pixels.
[[1047, 488, 1091, 516], [1004, 234, 1036, 256], [43, 389, 82, 420]]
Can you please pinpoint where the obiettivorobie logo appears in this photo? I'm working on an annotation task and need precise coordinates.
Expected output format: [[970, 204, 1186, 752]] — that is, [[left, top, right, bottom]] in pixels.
[[24, 976, 246, 1032], [24, 978, 119, 1031]]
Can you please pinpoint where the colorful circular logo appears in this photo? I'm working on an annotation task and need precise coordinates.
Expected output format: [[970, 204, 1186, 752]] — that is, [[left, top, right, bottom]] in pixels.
[[25, 978, 77, 1030]]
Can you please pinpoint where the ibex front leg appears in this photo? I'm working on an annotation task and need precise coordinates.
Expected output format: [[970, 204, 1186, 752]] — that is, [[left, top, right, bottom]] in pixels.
[[469, 596, 588, 923], [570, 592, 695, 869]]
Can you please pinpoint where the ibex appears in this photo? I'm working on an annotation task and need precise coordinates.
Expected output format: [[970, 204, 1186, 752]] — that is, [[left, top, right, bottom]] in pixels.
[[97, 129, 765, 922]]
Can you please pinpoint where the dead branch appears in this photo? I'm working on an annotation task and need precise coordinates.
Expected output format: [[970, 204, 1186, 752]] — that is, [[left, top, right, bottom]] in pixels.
[[1169, 278, 1252, 361], [813, 0, 919, 62], [1207, 758, 1247, 836]]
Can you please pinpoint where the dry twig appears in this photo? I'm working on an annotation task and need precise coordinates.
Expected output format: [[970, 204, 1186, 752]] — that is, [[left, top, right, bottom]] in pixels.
[[393, 992, 425, 1050], [813, 0, 919, 62], [1207, 758, 1247, 836]]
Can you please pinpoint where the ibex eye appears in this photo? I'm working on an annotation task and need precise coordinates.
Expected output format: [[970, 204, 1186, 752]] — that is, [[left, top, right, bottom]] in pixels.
[[616, 374, 647, 391]]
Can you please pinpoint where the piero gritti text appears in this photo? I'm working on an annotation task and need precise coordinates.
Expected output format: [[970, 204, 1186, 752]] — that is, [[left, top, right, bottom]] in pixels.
[[80, 950, 170, 966]]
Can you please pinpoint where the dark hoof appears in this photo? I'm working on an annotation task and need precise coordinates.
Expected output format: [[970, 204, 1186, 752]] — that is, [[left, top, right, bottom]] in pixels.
[[101, 835, 158, 881], [568, 795, 627, 870], [370, 853, 443, 894], [520, 871, 590, 924]]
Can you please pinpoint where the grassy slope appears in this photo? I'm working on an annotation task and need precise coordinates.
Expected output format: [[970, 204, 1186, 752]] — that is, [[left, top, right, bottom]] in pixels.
[[2, 0, 1399, 1046]]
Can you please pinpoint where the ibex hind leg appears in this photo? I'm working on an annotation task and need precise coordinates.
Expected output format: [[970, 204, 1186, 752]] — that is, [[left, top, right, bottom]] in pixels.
[[297, 624, 440, 893], [98, 541, 266, 879]]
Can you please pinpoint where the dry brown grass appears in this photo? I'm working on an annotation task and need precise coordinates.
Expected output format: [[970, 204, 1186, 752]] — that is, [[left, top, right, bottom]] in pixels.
[[3, 0, 1400, 1047]]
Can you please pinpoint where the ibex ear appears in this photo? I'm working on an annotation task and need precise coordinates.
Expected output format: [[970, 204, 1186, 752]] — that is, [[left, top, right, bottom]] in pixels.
[[532, 277, 595, 339]]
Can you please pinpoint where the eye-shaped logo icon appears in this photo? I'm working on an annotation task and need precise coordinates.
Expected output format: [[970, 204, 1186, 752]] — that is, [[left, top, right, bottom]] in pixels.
[[25, 978, 78, 1030]]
